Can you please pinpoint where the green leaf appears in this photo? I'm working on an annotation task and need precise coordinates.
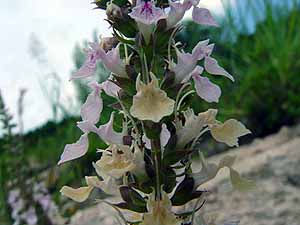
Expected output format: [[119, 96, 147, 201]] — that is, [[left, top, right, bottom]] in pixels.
[[171, 176, 204, 206], [118, 186, 147, 213], [163, 135, 192, 166], [162, 166, 176, 193]]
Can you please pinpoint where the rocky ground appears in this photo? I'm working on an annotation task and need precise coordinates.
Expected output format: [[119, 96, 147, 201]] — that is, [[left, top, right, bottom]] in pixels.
[[69, 125, 300, 225]]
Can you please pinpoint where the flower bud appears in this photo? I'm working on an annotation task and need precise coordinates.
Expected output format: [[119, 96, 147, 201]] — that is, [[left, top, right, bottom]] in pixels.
[[106, 3, 124, 20]]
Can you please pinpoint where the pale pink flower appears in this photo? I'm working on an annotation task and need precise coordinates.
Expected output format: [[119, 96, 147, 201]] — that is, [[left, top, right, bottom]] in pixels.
[[166, 0, 218, 28], [57, 133, 89, 165], [71, 42, 103, 80], [100, 44, 127, 77], [129, 0, 166, 25], [96, 112, 124, 145], [192, 7, 219, 27], [71, 42, 127, 79], [129, 0, 166, 43], [99, 79, 121, 98], [172, 40, 209, 83], [81, 82, 103, 125], [191, 66, 221, 103], [202, 44, 234, 81]]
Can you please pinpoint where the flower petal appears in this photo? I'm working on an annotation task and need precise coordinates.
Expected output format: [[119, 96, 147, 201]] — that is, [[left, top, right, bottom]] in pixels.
[[142, 123, 171, 149], [99, 80, 121, 98], [229, 168, 256, 191], [193, 155, 236, 187], [130, 74, 175, 122], [166, 1, 188, 28], [80, 83, 103, 124], [77, 121, 98, 134], [101, 45, 127, 77], [60, 185, 93, 202], [176, 108, 217, 148], [160, 124, 171, 147], [129, 0, 166, 25], [97, 113, 123, 145], [70, 42, 102, 80], [191, 39, 211, 60], [192, 73, 221, 103], [210, 119, 251, 147], [192, 7, 219, 27], [204, 56, 235, 81], [58, 134, 89, 165]]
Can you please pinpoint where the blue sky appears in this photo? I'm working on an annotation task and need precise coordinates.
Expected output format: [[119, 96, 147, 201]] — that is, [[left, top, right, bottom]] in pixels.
[[0, 0, 228, 132]]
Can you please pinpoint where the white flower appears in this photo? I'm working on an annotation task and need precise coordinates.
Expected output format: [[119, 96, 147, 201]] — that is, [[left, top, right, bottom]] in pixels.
[[209, 119, 251, 147], [193, 155, 256, 191], [94, 144, 144, 179], [141, 191, 181, 225], [176, 108, 217, 148], [60, 176, 120, 203], [130, 73, 175, 122]]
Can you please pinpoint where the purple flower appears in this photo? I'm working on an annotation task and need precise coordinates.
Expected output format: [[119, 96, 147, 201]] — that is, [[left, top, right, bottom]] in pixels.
[[21, 207, 38, 225], [8, 189, 20, 205]]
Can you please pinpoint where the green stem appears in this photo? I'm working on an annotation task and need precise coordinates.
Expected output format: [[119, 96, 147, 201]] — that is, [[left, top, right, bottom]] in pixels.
[[151, 138, 162, 200]]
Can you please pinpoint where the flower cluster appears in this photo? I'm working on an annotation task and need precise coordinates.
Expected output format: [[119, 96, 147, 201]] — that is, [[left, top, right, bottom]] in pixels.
[[58, 0, 254, 224]]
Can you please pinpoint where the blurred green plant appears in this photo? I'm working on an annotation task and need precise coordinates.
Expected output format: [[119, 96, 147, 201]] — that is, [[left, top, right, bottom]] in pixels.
[[0, 90, 15, 224]]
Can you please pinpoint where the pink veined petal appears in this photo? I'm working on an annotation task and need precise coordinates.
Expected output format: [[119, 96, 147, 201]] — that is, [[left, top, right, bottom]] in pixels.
[[192, 7, 219, 27], [204, 56, 235, 81], [97, 113, 123, 145], [80, 86, 103, 124], [192, 73, 221, 103], [160, 124, 171, 147], [129, 0, 166, 25], [70, 42, 104, 80], [77, 121, 98, 134], [99, 80, 121, 98], [58, 134, 89, 165], [70, 62, 97, 80]]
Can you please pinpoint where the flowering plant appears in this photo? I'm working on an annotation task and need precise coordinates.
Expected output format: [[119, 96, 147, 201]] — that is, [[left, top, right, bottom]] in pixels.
[[59, 0, 254, 224]]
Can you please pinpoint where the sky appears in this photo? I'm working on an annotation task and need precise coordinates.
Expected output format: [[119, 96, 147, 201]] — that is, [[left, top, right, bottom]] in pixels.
[[0, 0, 229, 132]]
